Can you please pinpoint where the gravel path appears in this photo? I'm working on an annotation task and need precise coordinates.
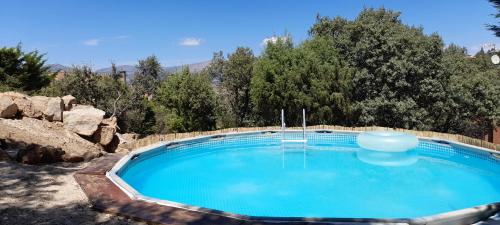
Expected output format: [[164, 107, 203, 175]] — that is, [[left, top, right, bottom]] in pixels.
[[0, 160, 146, 225]]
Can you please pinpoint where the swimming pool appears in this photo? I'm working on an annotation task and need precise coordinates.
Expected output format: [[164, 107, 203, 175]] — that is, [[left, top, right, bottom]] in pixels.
[[108, 131, 500, 223]]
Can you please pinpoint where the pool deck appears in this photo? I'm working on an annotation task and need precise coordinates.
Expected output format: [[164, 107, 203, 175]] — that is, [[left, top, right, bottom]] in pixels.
[[75, 153, 500, 225]]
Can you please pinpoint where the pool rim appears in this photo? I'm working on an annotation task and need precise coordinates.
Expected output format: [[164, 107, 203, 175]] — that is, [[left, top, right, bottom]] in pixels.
[[106, 129, 500, 225]]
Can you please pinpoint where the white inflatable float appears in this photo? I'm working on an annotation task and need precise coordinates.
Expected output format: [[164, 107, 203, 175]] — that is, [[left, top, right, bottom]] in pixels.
[[356, 131, 419, 166], [357, 131, 419, 152]]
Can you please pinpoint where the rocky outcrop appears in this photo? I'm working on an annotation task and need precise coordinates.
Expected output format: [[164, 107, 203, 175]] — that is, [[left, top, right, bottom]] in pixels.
[[30, 96, 64, 121], [45, 97, 64, 122], [93, 126, 116, 146], [0, 117, 104, 163], [63, 105, 105, 136], [62, 95, 76, 111], [1, 92, 35, 118], [0, 92, 120, 164], [30, 96, 49, 118], [0, 147, 11, 161], [93, 117, 117, 146], [0, 95, 18, 118], [16, 144, 65, 164], [0, 93, 65, 120]]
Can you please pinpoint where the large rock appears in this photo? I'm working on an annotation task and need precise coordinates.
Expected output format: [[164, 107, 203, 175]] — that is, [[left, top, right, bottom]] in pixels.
[[14, 97, 35, 117], [44, 97, 64, 121], [62, 95, 76, 111], [0, 117, 103, 163], [0, 92, 27, 99], [0, 92, 37, 118], [93, 126, 116, 146], [101, 116, 117, 127], [0, 95, 18, 118], [63, 105, 105, 136], [93, 116, 118, 146], [16, 144, 64, 164], [30, 96, 49, 118], [0, 147, 11, 161]]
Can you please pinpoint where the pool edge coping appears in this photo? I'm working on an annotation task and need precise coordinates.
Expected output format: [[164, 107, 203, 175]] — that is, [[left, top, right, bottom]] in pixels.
[[104, 129, 500, 225]]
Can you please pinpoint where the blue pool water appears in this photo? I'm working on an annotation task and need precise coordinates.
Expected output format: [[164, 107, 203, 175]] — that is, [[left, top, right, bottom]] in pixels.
[[118, 132, 500, 218]]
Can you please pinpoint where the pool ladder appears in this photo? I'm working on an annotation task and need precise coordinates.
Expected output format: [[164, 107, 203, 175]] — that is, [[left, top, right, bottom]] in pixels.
[[281, 108, 307, 144], [281, 109, 307, 168]]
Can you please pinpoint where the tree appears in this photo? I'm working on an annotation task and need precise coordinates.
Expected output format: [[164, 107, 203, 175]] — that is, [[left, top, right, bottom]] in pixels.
[[310, 8, 448, 130], [131, 55, 164, 97], [154, 68, 218, 133], [449, 70, 500, 138], [294, 37, 353, 125], [251, 36, 353, 126], [251, 36, 296, 125], [438, 44, 500, 138], [40, 66, 103, 106], [119, 55, 165, 134], [222, 47, 255, 126], [203, 51, 225, 84], [488, 0, 500, 37], [0, 44, 51, 93]]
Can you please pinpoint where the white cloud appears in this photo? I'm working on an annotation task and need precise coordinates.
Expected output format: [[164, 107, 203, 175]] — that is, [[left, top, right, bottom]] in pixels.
[[179, 38, 203, 46], [83, 38, 100, 46], [261, 36, 288, 46], [114, 35, 129, 39]]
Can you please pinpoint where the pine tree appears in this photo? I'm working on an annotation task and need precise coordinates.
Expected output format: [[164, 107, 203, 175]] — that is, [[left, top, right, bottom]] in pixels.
[[488, 0, 500, 37]]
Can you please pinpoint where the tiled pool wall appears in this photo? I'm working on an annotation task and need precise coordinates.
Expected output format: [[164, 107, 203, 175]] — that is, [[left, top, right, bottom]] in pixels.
[[118, 130, 500, 176]]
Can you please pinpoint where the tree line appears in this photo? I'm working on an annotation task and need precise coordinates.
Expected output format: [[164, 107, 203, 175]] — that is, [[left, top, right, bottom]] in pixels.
[[1, 8, 499, 139]]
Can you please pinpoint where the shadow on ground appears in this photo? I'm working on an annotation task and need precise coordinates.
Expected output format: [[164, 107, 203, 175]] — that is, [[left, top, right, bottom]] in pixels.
[[0, 161, 144, 225], [478, 214, 500, 225]]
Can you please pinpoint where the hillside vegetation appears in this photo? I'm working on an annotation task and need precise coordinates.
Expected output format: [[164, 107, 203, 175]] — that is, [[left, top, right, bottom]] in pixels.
[[1, 8, 499, 139]]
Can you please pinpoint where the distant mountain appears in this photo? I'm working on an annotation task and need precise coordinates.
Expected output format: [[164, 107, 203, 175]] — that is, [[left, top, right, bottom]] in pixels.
[[91, 61, 211, 81], [95, 65, 137, 76], [163, 61, 211, 74], [48, 61, 211, 81], [47, 64, 71, 72]]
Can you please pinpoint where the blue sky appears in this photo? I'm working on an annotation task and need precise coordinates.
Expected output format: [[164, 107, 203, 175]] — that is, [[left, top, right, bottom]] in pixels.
[[1, 0, 498, 68]]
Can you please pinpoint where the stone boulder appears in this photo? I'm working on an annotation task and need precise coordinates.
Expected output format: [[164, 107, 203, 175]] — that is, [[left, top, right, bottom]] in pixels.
[[0, 95, 18, 118], [63, 105, 105, 136], [62, 95, 76, 111], [0, 117, 103, 163], [93, 126, 116, 146], [44, 97, 64, 122], [93, 117, 118, 149], [16, 144, 65, 164], [15, 97, 35, 117], [0, 147, 11, 161], [0, 92, 36, 118], [0, 92, 27, 99], [30, 96, 49, 118]]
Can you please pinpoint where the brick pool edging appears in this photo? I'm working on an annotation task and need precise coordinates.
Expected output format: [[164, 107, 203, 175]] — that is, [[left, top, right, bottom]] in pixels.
[[76, 131, 500, 225]]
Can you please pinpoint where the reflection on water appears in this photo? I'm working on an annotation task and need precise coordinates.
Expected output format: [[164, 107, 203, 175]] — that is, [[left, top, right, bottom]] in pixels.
[[357, 148, 419, 166]]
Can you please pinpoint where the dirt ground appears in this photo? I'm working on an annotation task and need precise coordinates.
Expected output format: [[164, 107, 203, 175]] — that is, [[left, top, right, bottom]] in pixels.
[[0, 160, 147, 225]]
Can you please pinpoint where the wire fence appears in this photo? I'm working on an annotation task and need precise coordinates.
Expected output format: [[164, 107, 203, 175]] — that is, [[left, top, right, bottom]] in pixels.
[[121, 125, 500, 152]]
